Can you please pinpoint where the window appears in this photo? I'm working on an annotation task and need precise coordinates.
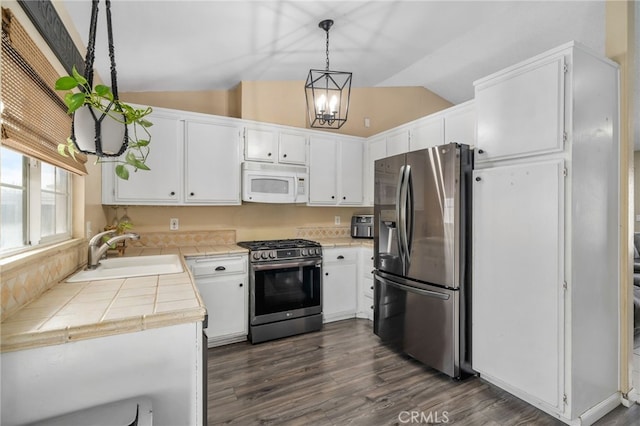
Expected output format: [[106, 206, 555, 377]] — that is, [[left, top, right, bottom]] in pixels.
[[0, 146, 71, 255]]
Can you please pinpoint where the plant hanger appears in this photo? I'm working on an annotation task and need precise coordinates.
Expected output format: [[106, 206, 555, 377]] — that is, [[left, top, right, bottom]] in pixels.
[[70, 0, 128, 157]]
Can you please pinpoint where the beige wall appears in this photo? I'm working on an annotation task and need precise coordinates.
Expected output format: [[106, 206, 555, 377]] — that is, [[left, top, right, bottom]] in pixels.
[[121, 82, 452, 138], [605, 0, 635, 398], [120, 90, 237, 117], [104, 204, 371, 242]]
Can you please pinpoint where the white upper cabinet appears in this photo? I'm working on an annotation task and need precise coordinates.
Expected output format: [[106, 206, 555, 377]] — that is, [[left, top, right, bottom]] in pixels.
[[107, 109, 183, 204], [475, 55, 565, 162], [103, 107, 243, 206], [409, 116, 444, 152], [385, 128, 410, 156], [443, 101, 476, 147], [244, 124, 307, 165], [338, 138, 364, 205], [308, 135, 363, 206], [278, 130, 307, 165], [308, 135, 337, 204], [363, 135, 387, 206], [244, 127, 276, 162], [184, 119, 242, 204]]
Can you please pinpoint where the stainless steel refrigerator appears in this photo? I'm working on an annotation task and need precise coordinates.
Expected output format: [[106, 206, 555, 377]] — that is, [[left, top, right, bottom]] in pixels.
[[373, 143, 473, 379]]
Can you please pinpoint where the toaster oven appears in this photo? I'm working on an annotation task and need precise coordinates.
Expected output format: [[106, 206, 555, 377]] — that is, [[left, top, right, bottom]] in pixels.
[[351, 215, 373, 239]]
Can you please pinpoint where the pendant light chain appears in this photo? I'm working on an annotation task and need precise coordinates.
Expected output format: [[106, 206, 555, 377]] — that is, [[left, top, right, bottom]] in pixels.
[[325, 27, 330, 72]]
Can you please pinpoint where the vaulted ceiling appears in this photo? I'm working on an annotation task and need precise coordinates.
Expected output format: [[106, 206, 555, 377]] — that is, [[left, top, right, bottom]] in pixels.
[[61, 0, 607, 105]]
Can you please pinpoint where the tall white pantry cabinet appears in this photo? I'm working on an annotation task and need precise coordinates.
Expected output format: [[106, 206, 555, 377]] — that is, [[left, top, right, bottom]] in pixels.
[[471, 42, 620, 424]]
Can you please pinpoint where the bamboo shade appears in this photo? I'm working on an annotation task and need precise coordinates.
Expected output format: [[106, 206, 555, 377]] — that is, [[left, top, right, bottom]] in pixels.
[[1, 7, 87, 175]]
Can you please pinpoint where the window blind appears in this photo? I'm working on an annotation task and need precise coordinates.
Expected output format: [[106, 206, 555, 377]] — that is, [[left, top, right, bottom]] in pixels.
[[1, 7, 87, 175]]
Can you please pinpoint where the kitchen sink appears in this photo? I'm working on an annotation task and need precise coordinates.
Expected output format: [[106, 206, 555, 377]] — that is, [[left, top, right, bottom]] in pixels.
[[66, 254, 184, 282]]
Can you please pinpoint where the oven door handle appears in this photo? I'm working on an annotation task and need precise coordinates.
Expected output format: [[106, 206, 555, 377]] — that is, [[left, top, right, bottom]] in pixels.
[[252, 259, 322, 271]]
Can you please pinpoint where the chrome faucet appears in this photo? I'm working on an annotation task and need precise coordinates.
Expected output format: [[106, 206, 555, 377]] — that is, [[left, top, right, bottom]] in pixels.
[[87, 230, 141, 269]]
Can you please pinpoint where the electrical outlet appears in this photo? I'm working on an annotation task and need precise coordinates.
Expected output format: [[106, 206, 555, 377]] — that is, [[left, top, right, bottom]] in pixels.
[[334, 216, 341, 225], [170, 218, 179, 230]]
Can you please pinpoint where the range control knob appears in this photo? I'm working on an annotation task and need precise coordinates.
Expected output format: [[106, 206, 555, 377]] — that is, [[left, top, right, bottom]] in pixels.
[[252, 252, 261, 261], [310, 248, 317, 255], [261, 251, 268, 260], [269, 251, 276, 259], [302, 248, 308, 256]]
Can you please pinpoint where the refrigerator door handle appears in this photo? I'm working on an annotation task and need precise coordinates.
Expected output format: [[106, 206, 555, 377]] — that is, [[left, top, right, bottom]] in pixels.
[[405, 165, 414, 260], [396, 165, 406, 268], [376, 274, 450, 300]]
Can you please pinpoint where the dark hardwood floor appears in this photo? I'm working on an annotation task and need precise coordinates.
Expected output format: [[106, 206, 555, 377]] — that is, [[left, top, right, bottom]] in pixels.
[[207, 319, 640, 425]]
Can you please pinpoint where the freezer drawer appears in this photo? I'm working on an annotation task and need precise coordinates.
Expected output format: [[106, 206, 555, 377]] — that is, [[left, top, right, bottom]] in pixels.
[[374, 272, 460, 378]]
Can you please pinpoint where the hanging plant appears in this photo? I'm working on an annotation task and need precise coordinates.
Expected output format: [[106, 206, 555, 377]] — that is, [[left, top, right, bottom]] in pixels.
[[55, 66, 153, 180]]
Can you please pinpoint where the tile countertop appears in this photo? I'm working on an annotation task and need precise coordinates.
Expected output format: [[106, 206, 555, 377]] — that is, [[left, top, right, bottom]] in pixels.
[[316, 238, 374, 248], [0, 240, 372, 353], [0, 244, 247, 353]]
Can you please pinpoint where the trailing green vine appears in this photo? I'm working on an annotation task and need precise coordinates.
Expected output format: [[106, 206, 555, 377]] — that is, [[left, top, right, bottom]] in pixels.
[[55, 66, 153, 180]]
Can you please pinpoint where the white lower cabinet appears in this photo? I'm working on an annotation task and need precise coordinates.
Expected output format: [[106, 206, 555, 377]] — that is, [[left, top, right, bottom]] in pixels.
[[357, 247, 374, 321], [473, 160, 565, 408], [1, 323, 205, 426], [187, 255, 248, 347], [322, 248, 358, 322]]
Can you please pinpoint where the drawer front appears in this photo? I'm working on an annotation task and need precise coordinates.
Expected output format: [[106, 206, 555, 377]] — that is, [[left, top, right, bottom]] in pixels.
[[189, 256, 247, 277], [323, 248, 358, 264]]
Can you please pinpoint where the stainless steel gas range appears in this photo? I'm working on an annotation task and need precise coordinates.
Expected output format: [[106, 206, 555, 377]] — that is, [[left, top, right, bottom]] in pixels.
[[237, 239, 323, 343]]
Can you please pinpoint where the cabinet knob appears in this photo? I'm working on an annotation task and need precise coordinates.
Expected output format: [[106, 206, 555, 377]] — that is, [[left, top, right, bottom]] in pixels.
[[267, 152, 272, 157], [478, 149, 485, 154], [325, 272, 329, 276], [370, 305, 373, 310], [475, 177, 482, 182], [337, 255, 344, 260], [239, 283, 243, 287], [190, 192, 195, 196], [370, 286, 374, 290], [331, 195, 335, 199], [215, 266, 226, 271], [170, 191, 175, 196], [283, 154, 287, 158], [342, 196, 346, 200]]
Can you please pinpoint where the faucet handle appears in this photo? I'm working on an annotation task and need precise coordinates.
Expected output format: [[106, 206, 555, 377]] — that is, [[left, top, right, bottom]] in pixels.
[[89, 229, 117, 246]]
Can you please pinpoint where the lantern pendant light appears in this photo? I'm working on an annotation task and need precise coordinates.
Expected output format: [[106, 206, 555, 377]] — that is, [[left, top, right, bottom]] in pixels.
[[305, 19, 352, 129], [71, 0, 128, 157]]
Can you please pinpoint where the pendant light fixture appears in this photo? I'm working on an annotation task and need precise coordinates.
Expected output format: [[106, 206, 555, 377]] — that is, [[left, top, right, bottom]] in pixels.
[[305, 19, 352, 129], [71, 0, 128, 157]]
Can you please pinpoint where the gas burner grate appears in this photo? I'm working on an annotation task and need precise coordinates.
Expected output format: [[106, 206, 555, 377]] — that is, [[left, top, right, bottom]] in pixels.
[[237, 239, 321, 251]]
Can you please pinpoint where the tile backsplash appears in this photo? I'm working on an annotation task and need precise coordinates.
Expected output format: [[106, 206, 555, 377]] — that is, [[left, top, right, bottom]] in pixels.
[[296, 226, 351, 239], [128, 230, 236, 248], [1, 240, 86, 321]]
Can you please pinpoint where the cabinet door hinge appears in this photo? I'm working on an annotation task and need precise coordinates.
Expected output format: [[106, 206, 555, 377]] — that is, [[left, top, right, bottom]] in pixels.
[[563, 63, 568, 73], [563, 281, 567, 290], [563, 394, 568, 405], [562, 168, 567, 177]]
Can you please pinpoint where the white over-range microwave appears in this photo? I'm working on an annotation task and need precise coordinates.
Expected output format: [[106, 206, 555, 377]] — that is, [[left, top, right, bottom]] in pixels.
[[241, 162, 308, 203]]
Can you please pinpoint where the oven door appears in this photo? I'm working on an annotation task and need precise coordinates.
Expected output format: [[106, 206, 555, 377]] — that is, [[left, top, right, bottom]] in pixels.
[[250, 258, 322, 326]]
